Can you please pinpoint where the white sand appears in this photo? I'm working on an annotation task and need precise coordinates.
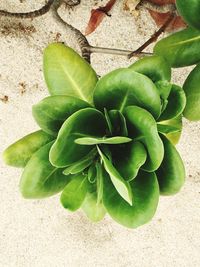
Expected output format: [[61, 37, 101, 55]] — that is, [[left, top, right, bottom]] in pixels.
[[0, 1, 200, 266]]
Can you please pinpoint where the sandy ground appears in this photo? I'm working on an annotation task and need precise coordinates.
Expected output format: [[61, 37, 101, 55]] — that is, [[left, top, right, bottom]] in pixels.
[[0, 1, 200, 266]]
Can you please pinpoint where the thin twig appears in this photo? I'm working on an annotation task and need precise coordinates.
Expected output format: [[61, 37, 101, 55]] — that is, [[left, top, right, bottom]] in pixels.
[[89, 46, 152, 58], [0, 0, 54, 19], [128, 12, 176, 59], [0, 0, 174, 61]]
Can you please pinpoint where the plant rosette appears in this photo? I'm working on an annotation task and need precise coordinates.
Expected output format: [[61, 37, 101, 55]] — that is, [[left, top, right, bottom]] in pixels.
[[3, 43, 186, 228]]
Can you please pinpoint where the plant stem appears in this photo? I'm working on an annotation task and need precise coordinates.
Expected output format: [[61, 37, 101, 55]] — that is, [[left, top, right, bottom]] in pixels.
[[89, 46, 152, 58]]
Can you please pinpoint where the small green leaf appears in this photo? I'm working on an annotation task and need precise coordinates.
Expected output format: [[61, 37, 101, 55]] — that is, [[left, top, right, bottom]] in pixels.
[[108, 110, 128, 136], [103, 171, 159, 228], [158, 85, 186, 121], [183, 62, 200, 121], [129, 55, 171, 82], [60, 174, 88, 211], [63, 149, 96, 175], [159, 116, 183, 145], [87, 165, 97, 183], [96, 162, 104, 205], [154, 27, 200, 68], [20, 142, 70, 199], [93, 68, 161, 118], [3, 130, 54, 168], [97, 146, 133, 205], [32, 96, 91, 136], [157, 124, 181, 134], [49, 108, 107, 167], [82, 183, 106, 222], [43, 43, 98, 103], [75, 136, 132, 145], [104, 108, 113, 135], [156, 135, 185, 195], [124, 106, 164, 172]]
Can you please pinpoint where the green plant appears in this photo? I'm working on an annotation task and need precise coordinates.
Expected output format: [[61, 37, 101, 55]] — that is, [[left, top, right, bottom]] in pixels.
[[3, 43, 186, 228]]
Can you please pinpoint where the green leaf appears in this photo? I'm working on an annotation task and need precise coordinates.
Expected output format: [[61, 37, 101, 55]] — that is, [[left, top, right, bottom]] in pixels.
[[3, 130, 54, 168], [20, 142, 71, 198], [108, 110, 128, 136], [60, 174, 88, 211], [97, 146, 133, 205], [176, 0, 200, 30], [50, 108, 107, 167], [43, 43, 98, 103], [32, 96, 91, 136], [63, 149, 96, 175], [124, 106, 164, 172], [82, 183, 106, 222], [96, 162, 104, 205], [155, 80, 172, 101], [183, 63, 200, 121], [158, 85, 186, 121], [154, 27, 200, 68], [93, 68, 161, 119], [104, 108, 113, 135], [111, 141, 147, 181], [157, 124, 181, 134], [156, 135, 185, 195], [159, 116, 183, 145], [75, 136, 132, 145], [87, 164, 97, 183], [103, 171, 159, 228], [129, 55, 171, 82]]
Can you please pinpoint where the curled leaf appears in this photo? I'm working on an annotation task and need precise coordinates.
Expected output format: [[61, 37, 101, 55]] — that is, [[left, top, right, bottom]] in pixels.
[[85, 0, 117, 35]]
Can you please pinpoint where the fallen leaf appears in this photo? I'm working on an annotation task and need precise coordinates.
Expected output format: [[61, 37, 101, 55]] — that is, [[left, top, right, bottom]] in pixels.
[[85, 0, 117, 35], [147, 0, 186, 31]]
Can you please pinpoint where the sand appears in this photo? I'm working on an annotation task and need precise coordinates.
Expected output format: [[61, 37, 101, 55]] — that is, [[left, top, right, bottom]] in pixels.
[[0, 1, 200, 266]]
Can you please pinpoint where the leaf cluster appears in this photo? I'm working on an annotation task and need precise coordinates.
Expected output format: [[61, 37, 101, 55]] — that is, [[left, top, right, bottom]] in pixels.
[[3, 44, 186, 228]]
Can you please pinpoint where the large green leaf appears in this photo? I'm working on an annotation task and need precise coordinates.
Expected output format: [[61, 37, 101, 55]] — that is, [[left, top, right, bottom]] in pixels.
[[124, 106, 164, 172], [50, 108, 107, 167], [32, 96, 91, 136], [93, 68, 161, 119], [103, 171, 159, 228], [183, 63, 200, 121], [3, 130, 54, 168], [129, 55, 171, 82], [156, 135, 185, 195], [111, 141, 147, 181], [176, 0, 200, 30], [154, 27, 200, 68], [60, 174, 88, 211], [82, 183, 106, 222], [97, 146, 133, 205], [158, 84, 186, 121], [20, 142, 71, 198], [75, 136, 132, 145], [43, 43, 98, 103]]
